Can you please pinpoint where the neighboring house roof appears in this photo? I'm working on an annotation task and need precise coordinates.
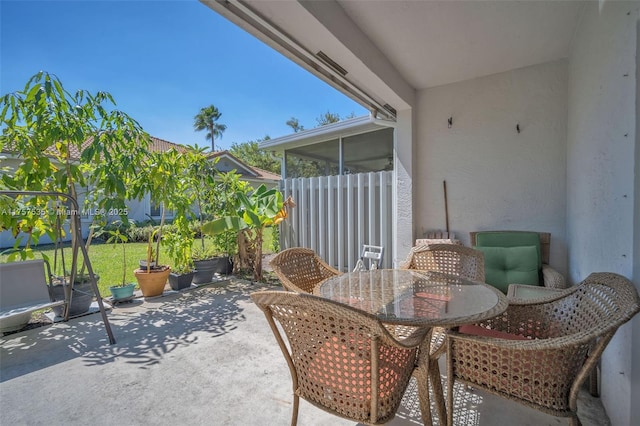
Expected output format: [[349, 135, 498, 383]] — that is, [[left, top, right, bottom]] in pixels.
[[1, 135, 188, 160], [207, 150, 280, 182], [149, 136, 190, 153], [2, 136, 280, 182]]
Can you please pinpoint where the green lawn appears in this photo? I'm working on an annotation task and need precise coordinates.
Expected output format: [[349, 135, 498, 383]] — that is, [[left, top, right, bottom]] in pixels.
[[1, 232, 275, 297]]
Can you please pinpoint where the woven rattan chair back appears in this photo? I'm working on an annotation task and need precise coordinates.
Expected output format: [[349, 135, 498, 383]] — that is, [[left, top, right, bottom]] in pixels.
[[397, 243, 486, 422], [446, 272, 640, 426], [400, 244, 485, 281], [269, 248, 341, 293], [251, 290, 427, 425]]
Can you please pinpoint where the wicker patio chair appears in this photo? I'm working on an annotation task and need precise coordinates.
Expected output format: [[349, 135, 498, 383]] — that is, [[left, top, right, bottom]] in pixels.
[[399, 244, 485, 421], [446, 272, 640, 426], [269, 247, 341, 293], [400, 244, 485, 281], [251, 290, 430, 425]]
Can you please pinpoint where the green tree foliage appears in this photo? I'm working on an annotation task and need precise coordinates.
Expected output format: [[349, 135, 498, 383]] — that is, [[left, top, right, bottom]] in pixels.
[[285, 117, 304, 132], [0, 71, 149, 261], [193, 104, 227, 151], [315, 110, 341, 126], [229, 138, 281, 175]]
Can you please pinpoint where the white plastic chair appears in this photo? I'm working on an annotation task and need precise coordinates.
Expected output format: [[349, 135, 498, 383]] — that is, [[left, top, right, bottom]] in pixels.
[[353, 244, 384, 271]]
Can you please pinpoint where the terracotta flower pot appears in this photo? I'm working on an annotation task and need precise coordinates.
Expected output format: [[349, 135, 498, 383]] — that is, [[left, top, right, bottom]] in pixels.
[[134, 267, 171, 297]]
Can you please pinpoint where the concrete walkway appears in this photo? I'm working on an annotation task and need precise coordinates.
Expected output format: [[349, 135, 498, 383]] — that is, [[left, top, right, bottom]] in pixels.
[[0, 279, 609, 425]]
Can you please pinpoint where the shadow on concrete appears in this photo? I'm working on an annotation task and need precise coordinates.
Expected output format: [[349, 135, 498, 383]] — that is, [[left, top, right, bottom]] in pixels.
[[0, 280, 264, 382]]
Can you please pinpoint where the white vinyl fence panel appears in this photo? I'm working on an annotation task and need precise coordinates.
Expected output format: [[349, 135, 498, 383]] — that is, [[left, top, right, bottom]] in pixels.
[[279, 171, 393, 272]]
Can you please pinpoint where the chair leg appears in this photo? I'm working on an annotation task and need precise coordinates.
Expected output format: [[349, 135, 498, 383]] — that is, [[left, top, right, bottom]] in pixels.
[[291, 394, 299, 426], [416, 368, 434, 426], [429, 357, 447, 423], [569, 414, 582, 426], [446, 347, 454, 426], [589, 365, 599, 397]]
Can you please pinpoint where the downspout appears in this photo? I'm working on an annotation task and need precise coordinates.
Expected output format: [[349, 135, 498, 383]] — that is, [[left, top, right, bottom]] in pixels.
[[281, 151, 287, 179], [338, 137, 344, 175]]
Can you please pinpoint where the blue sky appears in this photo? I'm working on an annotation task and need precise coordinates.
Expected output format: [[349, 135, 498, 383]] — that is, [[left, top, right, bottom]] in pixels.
[[0, 0, 366, 150]]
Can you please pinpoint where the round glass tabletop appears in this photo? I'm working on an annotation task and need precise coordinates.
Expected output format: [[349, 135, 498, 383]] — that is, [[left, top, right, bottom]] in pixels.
[[315, 269, 507, 326]]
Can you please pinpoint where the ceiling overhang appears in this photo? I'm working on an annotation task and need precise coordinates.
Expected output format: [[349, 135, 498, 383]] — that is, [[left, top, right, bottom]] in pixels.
[[200, 0, 417, 119], [202, 1, 585, 122]]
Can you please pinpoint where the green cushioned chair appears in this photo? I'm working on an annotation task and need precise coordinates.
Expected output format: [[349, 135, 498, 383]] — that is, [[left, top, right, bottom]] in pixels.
[[471, 231, 566, 293]]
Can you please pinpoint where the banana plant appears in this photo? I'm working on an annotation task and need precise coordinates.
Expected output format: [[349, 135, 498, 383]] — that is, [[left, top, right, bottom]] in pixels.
[[202, 184, 291, 281]]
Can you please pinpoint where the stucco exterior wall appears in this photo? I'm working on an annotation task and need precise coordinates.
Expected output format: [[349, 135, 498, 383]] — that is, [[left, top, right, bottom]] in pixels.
[[632, 17, 640, 426], [414, 60, 568, 276], [567, 3, 639, 425]]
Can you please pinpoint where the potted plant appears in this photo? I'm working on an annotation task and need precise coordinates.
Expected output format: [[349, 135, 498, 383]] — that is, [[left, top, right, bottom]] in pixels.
[[181, 147, 225, 283], [192, 171, 246, 280], [50, 271, 98, 317], [191, 234, 235, 283], [191, 244, 218, 284], [98, 224, 136, 301], [131, 148, 194, 294], [163, 221, 195, 291], [134, 229, 170, 297]]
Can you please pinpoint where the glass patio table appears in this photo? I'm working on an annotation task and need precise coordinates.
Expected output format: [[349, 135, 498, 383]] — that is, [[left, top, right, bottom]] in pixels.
[[315, 269, 508, 425]]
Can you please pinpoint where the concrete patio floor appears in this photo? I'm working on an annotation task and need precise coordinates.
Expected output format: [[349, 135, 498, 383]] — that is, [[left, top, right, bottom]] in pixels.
[[1, 279, 610, 425]]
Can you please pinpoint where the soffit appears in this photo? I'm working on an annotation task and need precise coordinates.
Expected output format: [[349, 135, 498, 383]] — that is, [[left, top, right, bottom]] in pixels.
[[204, 0, 584, 114], [336, 0, 584, 89]]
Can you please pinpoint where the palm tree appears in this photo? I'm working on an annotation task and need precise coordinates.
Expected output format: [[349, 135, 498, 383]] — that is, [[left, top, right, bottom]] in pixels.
[[194, 105, 227, 151]]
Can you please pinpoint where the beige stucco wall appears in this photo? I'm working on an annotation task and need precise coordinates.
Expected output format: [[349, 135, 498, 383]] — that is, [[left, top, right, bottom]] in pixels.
[[414, 60, 568, 276], [567, 2, 639, 425], [633, 16, 640, 426]]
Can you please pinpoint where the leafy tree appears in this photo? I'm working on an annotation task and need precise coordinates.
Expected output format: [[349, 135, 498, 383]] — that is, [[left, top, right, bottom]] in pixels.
[[285, 117, 304, 132], [184, 146, 217, 251], [193, 104, 227, 151], [229, 138, 281, 175], [133, 148, 196, 267], [315, 111, 341, 126], [0, 71, 149, 263]]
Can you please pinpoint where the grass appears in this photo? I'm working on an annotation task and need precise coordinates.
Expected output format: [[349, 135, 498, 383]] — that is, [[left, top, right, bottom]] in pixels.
[[1, 231, 276, 297]]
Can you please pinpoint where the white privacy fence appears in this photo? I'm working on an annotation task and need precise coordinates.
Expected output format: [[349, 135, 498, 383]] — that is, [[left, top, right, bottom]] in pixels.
[[279, 171, 394, 272]]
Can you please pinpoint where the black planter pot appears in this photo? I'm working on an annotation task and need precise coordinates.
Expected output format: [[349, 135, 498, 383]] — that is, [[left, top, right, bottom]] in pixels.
[[211, 256, 233, 275], [192, 256, 233, 283], [169, 271, 196, 291], [51, 281, 94, 317], [191, 259, 216, 284]]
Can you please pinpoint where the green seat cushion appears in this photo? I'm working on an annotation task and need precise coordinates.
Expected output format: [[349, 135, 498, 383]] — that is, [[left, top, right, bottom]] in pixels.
[[475, 245, 540, 294], [475, 231, 542, 269]]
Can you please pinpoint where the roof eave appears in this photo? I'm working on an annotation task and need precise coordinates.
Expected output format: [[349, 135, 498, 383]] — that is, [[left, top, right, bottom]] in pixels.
[[259, 115, 390, 153]]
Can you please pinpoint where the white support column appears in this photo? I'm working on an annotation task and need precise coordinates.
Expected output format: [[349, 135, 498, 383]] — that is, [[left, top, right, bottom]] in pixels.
[[392, 108, 413, 267]]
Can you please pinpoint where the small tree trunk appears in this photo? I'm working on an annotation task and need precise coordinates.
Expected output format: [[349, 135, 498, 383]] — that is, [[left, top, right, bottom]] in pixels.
[[253, 228, 263, 282], [236, 230, 250, 272]]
